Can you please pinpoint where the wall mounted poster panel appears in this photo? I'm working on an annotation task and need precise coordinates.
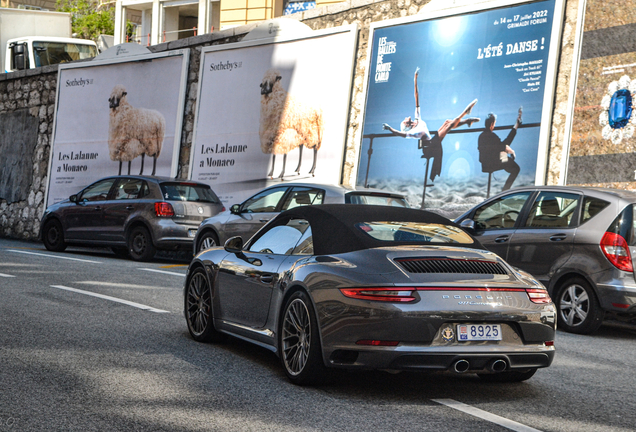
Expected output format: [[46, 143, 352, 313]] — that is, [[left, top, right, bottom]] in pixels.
[[45, 49, 189, 208], [566, 1, 636, 186], [190, 24, 357, 206], [356, 0, 564, 215]]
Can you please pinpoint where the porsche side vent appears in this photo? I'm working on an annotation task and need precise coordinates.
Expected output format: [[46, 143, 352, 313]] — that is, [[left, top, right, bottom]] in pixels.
[[394, 258, 509, 275]]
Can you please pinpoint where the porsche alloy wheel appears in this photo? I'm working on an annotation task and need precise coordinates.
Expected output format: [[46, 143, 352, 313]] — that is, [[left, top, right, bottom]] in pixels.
[[280, 291, 328, 385], [185, 267, 224, 342], [556, 278, 604, 334]]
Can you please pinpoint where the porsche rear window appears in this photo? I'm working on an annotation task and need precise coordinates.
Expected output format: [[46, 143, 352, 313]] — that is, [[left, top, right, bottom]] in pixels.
[[356, 221, 474, 244]]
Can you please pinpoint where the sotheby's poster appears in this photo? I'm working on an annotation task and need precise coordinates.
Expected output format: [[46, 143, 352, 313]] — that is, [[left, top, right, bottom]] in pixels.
[[45, 48, 189, 208], [357, 0, 564, 214], [190, 24, 357, 206]]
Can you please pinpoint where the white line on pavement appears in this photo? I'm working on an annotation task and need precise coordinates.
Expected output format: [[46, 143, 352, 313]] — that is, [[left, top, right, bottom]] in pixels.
[[50, 285, 170, 313], [432, 399, 542, 432], [8, 249, 102, 264], [139, 268, 186, 277], [0, 273, 16, 278]]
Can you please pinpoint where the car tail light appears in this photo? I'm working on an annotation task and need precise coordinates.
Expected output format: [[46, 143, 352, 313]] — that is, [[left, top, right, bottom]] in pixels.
[[525, 288, 551, 304], [155, 202, 175, 217], [601, 232, 634, 272], [545, 341, 555, 347], [339, 287, 416, 302], [356, 340, 400, 346]]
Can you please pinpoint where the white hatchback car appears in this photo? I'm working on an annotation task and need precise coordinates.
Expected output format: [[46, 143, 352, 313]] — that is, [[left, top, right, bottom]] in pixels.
[[192, 183, 409, 254]]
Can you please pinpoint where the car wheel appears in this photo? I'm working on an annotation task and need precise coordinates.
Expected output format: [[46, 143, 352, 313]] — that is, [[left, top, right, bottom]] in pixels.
[[128, 226, 156, 261], [42, 219, 67, 252], [556, 277, 604, 334], [197, 231, 219, 254], [185, 267, 225, 342], [478, 368, 537, 383], [279, 291, 328, 385]]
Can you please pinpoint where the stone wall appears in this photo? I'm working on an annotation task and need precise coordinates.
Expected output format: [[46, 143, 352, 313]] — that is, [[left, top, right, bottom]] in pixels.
[[0, 0, 581, 241], [0, 67, 58, 239]]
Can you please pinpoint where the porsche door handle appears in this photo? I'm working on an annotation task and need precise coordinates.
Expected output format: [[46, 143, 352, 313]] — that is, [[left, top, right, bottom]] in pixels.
[[94, 206, 102, 211], [550, 234, 567, 241], [259, 219, 270, 223], [260, 275, 273, 283], [126, 206, 134, 211], [494, 235, 509, 243]]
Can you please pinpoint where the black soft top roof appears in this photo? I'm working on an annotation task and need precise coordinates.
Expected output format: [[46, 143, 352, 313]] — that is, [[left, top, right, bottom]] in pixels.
[[267, 204, 481, 255]]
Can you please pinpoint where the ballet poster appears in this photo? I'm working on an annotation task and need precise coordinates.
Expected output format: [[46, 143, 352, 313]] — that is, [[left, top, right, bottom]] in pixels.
[[357, 0, 564, 215]]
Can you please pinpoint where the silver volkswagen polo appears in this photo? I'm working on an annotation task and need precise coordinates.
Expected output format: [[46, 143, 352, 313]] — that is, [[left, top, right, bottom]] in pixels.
[[192, 182, 409, 255]]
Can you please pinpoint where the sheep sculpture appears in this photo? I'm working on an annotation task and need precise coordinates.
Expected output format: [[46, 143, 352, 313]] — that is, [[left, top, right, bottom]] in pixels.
[[108, 85, 165, 176], [259, 69, 324, 180]]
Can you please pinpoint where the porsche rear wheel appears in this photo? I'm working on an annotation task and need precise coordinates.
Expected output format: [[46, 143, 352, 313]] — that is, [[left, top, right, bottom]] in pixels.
[[478, 368, 537, 383], [185, 267, 224, 342], [279, 291, 328, 385]]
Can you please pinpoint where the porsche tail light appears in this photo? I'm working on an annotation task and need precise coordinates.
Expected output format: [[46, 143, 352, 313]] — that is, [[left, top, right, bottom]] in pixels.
[[601, 232, 634, 272], [339, 287, 416, 302], [526, 288, 551, 304], [155, 202, 175, 217]]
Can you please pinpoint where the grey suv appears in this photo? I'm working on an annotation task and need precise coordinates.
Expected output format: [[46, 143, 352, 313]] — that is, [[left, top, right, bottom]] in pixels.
[[40, 175, 224, 261], [456, 186, 636, 334]]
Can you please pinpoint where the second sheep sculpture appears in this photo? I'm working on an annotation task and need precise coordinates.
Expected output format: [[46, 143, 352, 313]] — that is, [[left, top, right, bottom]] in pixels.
[[108, 85, 165, 176], [259, 69, 324, 180]]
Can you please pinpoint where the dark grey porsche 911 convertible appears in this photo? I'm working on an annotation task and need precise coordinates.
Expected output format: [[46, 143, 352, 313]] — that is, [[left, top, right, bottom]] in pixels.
[[184, 205, 556, 385]]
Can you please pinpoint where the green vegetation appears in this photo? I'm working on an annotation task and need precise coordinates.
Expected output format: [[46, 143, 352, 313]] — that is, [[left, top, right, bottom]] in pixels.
[[56, 0, 114, 40]]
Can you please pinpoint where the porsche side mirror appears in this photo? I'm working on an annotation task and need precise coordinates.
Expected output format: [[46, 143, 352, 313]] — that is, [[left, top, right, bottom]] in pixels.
[[224, 236, 243, 253], [230, 204, 241, 214], [460, 219, 476, 233]]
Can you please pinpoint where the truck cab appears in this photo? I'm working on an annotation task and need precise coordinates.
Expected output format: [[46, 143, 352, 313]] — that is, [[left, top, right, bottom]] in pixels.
[[5, 36, 98, 73]]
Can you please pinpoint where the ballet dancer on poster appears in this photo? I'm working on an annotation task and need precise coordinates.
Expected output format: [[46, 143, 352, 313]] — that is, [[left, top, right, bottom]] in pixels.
[[382, 67, 480, 181]]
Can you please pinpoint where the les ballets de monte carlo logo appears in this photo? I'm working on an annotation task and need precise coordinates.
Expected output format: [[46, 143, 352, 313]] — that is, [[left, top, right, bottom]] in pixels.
[[375, 37, 396, 83], [599, 75, 636, 145]]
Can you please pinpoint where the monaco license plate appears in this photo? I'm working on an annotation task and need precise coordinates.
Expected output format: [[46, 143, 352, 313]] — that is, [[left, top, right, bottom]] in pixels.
[[457, 324, 502, 341]]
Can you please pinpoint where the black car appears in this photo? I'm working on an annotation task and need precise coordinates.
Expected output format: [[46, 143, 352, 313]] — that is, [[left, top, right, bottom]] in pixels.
[[456, 185, 636, 334], [40, 175, 224, 261]]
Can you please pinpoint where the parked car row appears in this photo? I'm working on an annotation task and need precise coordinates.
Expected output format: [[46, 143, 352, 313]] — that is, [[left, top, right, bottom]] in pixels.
[[38, 176, 636, 384]]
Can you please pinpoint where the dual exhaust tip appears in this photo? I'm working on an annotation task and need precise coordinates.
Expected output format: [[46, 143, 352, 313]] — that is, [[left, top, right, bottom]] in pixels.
[[452, 358, 507, 373]]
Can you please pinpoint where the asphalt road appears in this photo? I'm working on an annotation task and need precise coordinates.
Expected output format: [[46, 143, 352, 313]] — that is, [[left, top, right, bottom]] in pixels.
[[1, 237, 635, 432]]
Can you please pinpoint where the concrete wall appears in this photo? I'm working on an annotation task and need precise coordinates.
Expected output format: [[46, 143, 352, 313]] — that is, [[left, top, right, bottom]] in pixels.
[[0, 0, 581, 241]]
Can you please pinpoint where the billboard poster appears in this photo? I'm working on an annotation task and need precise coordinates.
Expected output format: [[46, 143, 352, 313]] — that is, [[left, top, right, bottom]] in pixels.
[[356, 0, 563, 215], [45, 49, 189, 208], [566, 0, 636, 186], [190, 25, 357, 206]]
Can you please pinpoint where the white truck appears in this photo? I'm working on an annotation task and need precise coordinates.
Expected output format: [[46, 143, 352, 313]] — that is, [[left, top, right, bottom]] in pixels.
[[1, 8, 98, 73]]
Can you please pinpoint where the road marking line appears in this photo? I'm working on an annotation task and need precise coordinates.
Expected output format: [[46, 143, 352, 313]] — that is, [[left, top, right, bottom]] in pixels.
[[432, 399, 542, 432], [8, 249, 101, 264], [139, 268, 186, 277], [159, 264, 188, 269], [0, 273, 16, 278], [50, 285, 170, 313]]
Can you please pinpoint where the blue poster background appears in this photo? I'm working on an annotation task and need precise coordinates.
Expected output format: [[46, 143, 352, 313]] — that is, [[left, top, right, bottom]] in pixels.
[[357, 0, 557, 215]]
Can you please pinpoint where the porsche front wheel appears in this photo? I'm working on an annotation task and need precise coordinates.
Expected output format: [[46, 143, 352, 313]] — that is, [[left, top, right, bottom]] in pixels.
[[279, 291, 328, 385], [185, 267, 224, 342]]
